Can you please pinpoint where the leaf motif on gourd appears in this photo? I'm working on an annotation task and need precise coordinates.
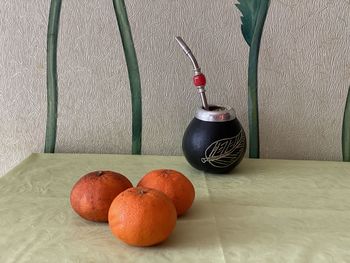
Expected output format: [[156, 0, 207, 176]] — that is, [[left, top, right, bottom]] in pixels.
[[200, 129, 246, 168]]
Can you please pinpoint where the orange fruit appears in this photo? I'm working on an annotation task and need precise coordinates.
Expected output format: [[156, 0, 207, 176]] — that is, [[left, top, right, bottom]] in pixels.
[[70, 170, 132, 222], [137, 169, 195, 216], [108, 187, 177, 246]]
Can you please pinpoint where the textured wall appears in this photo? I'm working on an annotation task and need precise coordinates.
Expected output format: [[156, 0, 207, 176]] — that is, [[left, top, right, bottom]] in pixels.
[[1, 0, 350, 176]]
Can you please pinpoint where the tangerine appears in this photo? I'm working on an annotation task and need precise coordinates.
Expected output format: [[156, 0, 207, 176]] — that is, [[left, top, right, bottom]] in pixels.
[[70, 170, 132, 222], [137, 169, 195, 216], [108, 187, 177, 246]]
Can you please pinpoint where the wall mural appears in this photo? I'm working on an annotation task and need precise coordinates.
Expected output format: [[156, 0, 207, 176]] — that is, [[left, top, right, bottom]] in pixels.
[[342, 87, 350, 161], [44, 0, 142, 154], [111, 0, 142, 155], [45, 0, 61, 153], [235, 0, 270, 158], [44, 0, 346, 161]]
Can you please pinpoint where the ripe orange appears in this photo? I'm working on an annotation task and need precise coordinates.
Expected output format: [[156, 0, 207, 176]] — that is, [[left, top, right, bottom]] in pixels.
[[108, 187, 177, 246], [137, 169, 195, 216], [70, 170, 132, 222]]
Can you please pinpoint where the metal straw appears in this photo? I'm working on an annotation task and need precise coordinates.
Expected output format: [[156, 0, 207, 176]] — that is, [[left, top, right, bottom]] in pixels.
[[175, 36, 209, 110]]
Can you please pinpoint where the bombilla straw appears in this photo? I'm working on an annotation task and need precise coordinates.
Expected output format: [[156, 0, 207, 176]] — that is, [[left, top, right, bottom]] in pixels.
[[175, 37, 201, 74], [175, 36, 209, 110]]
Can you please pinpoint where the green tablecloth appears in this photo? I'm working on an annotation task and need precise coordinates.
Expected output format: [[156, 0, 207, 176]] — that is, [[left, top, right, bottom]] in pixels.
[[1, 153, 350, 262]]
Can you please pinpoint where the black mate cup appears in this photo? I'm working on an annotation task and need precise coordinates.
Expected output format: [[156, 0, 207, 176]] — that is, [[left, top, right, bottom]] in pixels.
[[182, 105, 246, 174]]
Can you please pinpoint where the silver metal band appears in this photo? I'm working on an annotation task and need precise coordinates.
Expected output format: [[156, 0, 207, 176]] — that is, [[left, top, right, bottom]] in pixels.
[[195, 105, 236, 122]]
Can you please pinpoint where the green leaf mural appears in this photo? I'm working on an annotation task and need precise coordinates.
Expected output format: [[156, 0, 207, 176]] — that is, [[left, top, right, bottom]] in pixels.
[[45, 0, 142, 154], [45, 0, 62, 153], [342, 86, 350, 161], [235, 0, 270, 158], [112, 0, 142, 155]]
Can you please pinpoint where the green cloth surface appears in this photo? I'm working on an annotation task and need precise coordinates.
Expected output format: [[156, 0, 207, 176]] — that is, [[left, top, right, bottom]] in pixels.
[[1, 153, 350, 262]]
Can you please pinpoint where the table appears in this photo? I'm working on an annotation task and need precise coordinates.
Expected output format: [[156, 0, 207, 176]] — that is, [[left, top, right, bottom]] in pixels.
[[1, 153, 350, 262]]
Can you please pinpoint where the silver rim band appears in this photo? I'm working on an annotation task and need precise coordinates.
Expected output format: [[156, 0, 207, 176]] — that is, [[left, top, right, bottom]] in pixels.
[[195, 105, 236, 122]]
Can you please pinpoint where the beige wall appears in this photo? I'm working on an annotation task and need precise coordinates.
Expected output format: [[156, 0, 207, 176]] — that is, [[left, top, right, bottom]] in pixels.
[[1, 0, 350, 176]]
